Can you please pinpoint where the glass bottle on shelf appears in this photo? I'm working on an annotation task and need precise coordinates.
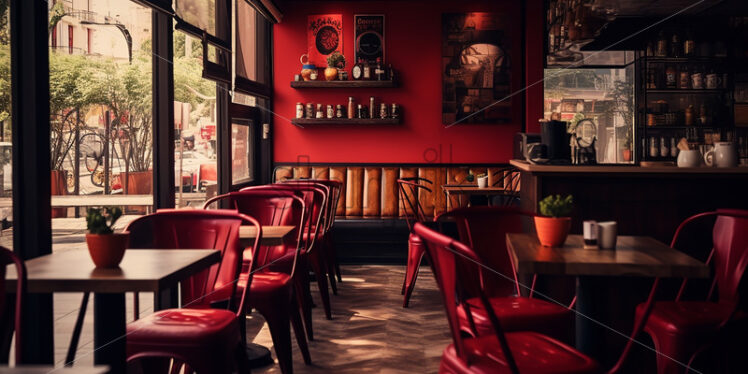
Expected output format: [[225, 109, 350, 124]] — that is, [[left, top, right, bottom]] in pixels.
[[660, 136, 669, 158], [670, 32, 682, 58], [649, 137, 659, 158], [362, 60, 372, 80], [655, 31, 668, 57], [678, 64, 689, 90], [352, 58, 364, 80], [684, 31, 695, 57], [670, 137, 678, 158], [665, 64, 677, 89]]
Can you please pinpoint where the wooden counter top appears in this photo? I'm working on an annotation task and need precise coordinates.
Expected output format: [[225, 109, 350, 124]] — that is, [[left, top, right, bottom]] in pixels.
[[510, 159, 748, 174]]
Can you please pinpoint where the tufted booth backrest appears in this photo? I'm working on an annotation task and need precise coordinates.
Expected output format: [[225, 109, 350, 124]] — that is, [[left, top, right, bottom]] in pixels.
[[273, 164, 518, 219]]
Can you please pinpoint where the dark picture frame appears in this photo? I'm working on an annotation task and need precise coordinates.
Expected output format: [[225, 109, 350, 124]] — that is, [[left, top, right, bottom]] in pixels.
[[442, 13, 515, 125], [354, 14, 385, 64]]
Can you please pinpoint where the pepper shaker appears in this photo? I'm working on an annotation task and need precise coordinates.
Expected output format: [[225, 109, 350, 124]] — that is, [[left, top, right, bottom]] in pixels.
[[369, 96, 375, 119]]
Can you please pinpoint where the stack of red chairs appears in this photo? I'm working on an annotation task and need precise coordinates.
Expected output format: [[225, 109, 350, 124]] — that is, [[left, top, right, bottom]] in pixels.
[[436, 206, 575, 342], [611, 209, 748, 374], [413, 222, 600, 373], [204, 189, 312, 374], [397, 177, 433, 308], [124, 209, 261, 374]]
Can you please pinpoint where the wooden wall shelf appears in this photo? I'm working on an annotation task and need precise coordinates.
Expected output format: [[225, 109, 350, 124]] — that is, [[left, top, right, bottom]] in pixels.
[[290, 80, 398, 88], [291, 118, 401, 127]]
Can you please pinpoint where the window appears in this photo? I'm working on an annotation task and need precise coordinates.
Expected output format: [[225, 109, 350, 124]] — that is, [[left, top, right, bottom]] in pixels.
[[0, 2, 12, 249], [234, 0, 272, 95], [231, 120, 254, 185], [544, 66, 635, 164], [174, 29, 218, 207], [49, 0, 154, 237]]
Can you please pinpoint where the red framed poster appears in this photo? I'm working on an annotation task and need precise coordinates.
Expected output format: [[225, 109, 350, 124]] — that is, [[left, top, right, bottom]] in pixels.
[[307, 14, 343, 67]]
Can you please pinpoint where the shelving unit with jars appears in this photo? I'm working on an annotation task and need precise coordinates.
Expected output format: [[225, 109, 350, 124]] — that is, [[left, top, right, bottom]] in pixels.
[[637, 29, 738, 163]]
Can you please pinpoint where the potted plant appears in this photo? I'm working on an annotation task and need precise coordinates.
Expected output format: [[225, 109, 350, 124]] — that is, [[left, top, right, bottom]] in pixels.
[[621, 132, 632, 162], [325, 52, 345, 81], [85, 206, 129, 268], [534, 194, 573, 247]]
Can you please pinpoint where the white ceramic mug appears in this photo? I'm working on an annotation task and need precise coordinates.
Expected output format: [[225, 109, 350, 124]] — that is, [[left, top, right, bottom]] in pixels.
[[477, 176, 488, 188], [597, 221, 617, 249], [677, 149, 701, 167]]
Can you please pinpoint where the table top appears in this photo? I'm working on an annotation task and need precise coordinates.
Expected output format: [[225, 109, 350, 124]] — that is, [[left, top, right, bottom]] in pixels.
[[0, 366, 109, 373], [506, 233, 710, 278], [510, 159, 748, 175], [442, 185, 508, 194], [5, 249, 220, 293], [240, 225, 295, 246]]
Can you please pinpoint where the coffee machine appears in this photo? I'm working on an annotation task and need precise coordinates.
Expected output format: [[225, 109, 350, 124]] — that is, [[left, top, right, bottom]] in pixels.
[[539, 119, 571, 164]]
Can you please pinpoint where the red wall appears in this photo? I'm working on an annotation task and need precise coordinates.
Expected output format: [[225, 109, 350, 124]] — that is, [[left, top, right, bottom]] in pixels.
[[272, 0, 542, 164]]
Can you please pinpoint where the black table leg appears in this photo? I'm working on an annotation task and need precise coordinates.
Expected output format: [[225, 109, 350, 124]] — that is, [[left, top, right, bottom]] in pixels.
[[154, 286, 178, 311], [576, 276, 605, 359], [94, 293, 126, 374]]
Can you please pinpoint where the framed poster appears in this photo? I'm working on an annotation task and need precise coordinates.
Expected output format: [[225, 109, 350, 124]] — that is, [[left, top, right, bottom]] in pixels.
[[442, 13, 515, 125], [354, 14, 385, 64], [308, 14, 343, 67]]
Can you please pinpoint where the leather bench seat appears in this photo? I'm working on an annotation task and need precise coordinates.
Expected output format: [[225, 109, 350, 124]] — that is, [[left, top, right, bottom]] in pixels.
[[273, 164, 515, 219]]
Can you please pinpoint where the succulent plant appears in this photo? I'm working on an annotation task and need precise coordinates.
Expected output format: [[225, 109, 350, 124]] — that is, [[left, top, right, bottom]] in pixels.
[[86, 206, 123, 235], [326, 51, 346, 68], [539, 194, 574, 218]]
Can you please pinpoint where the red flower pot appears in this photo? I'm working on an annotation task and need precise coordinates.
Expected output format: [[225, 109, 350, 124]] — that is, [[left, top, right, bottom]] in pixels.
[[85, 233, 130, 268], [534, 216, 571, 247]]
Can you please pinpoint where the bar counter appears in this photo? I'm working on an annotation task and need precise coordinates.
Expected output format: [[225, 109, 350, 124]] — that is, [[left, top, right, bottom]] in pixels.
[[511, 159, 748, 244]]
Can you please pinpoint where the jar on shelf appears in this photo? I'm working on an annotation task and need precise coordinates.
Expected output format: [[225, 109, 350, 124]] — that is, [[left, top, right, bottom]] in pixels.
[[300, 54, 316, 81], [315, 104, 324, 119], [295, 103, 304, 119]]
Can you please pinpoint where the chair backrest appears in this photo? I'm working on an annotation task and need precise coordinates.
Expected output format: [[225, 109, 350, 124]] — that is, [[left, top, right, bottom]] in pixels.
[[712, 209, 748, 304], [203, 190, 306, 276], [436, 206, 534, 297], [0, 247, 25, 364], [242, 184, 327, 253], [397, 178, 433, 230], [413, 222, 519, 373], [303, 179, 342, 230], [124, 209, 261, 314], [278, 180, 332, 231]]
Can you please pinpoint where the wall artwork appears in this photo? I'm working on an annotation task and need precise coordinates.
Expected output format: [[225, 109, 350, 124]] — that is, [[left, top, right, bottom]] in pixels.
[[442, 13, 513, 125], [308, 14, 343, 66], [354, 14, 385, 64]]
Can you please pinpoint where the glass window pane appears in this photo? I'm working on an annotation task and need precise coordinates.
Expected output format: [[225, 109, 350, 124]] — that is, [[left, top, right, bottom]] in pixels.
[[49, 0, 154, 234], [544, 66, 635, 164], [174, 29, 218, 207], [235, 0, 257, 81], [231, 121, 253, 184], [175, 0, 216, 36], [0, 1, 11, 249]]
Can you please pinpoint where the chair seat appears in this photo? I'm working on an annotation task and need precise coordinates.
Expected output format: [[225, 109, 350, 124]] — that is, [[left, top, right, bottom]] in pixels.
[[458, 296, 573, 337], [636, 301, 735, 336], [441, 332, 600, 374], [127, 308, 238, 346]]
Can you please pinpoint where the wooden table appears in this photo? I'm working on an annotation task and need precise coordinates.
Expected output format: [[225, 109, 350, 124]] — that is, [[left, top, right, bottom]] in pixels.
[[442, 185, 510, 209], [239, 225, 294, 246], [0, 366, 108, 373], [506, 233, 710, 363], [5, 249, 220, 373]]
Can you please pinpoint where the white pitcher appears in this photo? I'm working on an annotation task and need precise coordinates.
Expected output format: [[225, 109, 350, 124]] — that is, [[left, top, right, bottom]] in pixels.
[[705, 142, 738, 168]]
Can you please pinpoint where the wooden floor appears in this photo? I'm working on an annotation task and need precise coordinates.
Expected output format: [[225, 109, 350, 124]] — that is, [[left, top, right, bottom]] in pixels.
[[52, 264, 451, 373]]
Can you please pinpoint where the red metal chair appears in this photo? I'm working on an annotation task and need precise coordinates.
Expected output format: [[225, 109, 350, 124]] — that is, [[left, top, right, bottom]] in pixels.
[[243, 183, 333, 326], [397, 177, 433, 307], [124, 209, 260, 374], [413, 222, 600, 374], [436, 206, 575, 342], [279, 180, 341, 295], [204, 189, 312, 373], [0, 246, 26, 365], [611, 209, 748, 374], [305, 179, 344, 285]]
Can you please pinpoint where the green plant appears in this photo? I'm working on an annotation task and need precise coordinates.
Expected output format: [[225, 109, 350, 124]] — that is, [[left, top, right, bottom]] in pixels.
[[476, 173, 487, 178], [539, 194, 574, 217], [326, 51, 345, 69], [86, 206, 123, 235]]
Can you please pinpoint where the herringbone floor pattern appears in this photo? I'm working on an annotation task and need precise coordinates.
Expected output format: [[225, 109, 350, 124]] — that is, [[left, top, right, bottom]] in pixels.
[[250, 265, 451, 374], [52, 265, 451, 373]]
